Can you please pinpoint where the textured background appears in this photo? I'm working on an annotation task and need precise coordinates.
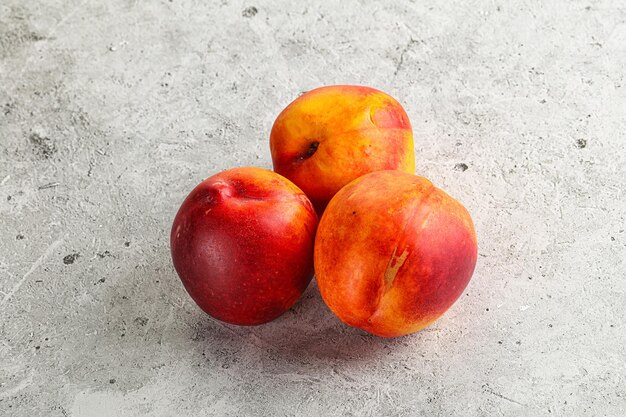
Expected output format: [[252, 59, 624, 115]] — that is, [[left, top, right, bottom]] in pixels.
[[1, 0, 625, 416]]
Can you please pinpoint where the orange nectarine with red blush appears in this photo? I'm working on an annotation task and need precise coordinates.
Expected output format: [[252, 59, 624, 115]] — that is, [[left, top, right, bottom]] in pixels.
[[314, 170, 477, 337]]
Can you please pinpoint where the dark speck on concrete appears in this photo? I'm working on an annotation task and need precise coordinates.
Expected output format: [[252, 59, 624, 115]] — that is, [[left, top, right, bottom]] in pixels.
[[3, 102, 14, 115], [97, 278, 106, 284], [35, 346, 40, 350], [63, 253, 79, 265], [124, 241, 130, 247], [97, 250, 112, 258], [38, 182, 59, 190], [6, 195, 11, 201], [29, 133, 57, 159], [576, 138, 587, 148], [109, 379, 116, 384], [134, 317, 149, 326], [242, 6, 258, 17], [16, 234, 24, 240], [454, 163, 469, 172], [29, 32, 46, 42]]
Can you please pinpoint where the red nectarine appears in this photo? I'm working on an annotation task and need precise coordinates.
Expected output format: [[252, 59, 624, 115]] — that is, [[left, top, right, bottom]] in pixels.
[[170, 167, 318, 325]]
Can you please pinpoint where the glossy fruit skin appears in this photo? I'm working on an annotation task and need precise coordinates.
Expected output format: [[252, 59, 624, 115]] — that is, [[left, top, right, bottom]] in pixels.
[[170, 167, 318, 325], [314, 170, 477, 337], [270, 85, 415, 214]]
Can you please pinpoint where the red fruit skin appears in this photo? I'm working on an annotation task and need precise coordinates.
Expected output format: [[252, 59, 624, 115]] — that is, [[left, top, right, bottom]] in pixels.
[[170, 167, 318, 325], [314, 170, 478, 337]]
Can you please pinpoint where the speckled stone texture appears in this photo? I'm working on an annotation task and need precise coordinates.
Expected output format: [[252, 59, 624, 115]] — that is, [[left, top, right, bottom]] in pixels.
[[1, 1, 625, 416]]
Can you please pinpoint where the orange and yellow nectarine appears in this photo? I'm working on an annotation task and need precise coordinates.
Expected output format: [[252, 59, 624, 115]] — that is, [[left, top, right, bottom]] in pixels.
[[270, 85, 415, 213]]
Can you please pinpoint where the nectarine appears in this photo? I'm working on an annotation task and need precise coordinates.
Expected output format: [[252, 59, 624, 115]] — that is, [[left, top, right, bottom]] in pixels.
[[270, 85, 415, 213], [170, 167, 318, 325], [314, 170, 477, 337]]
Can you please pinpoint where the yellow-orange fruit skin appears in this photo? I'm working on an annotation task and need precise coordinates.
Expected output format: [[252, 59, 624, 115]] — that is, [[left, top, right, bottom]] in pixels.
[[270, 85, 415, 214]]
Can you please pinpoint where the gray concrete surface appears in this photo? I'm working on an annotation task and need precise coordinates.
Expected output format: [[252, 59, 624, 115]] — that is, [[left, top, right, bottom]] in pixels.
[[1, 0, 625, 415]]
